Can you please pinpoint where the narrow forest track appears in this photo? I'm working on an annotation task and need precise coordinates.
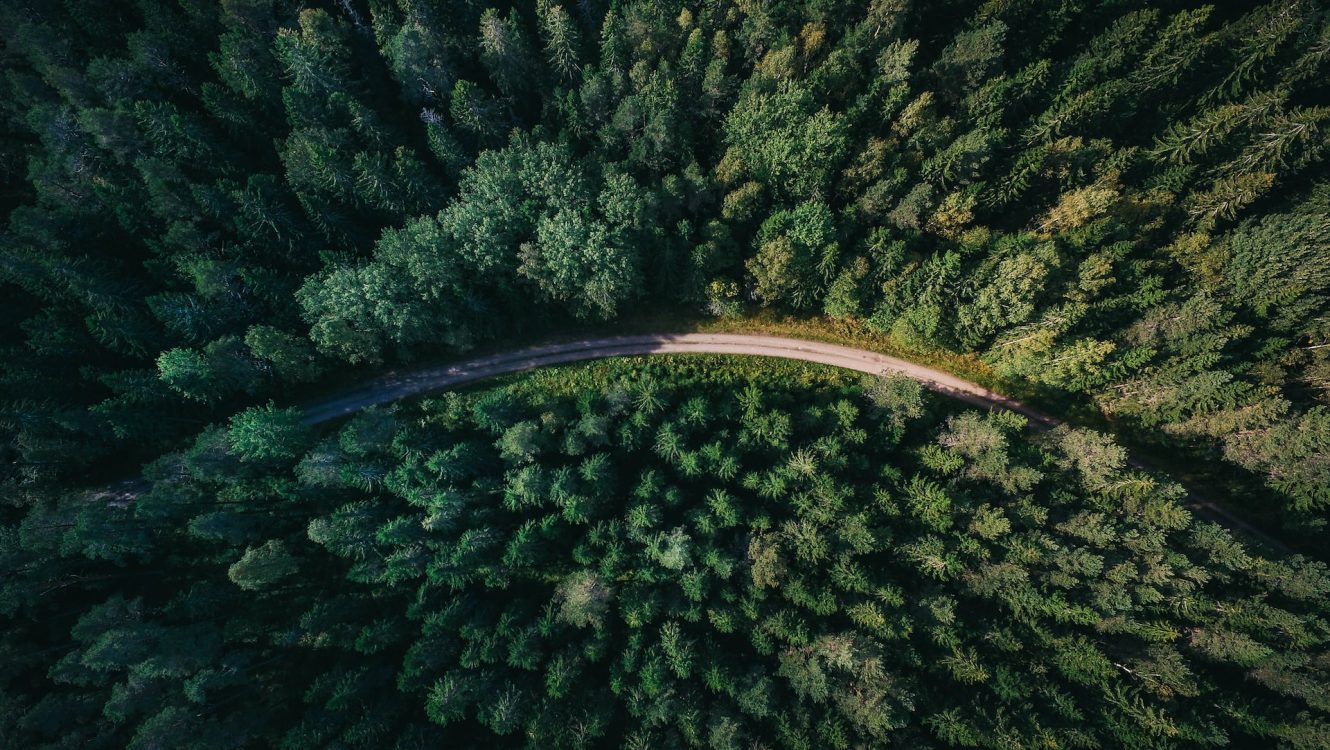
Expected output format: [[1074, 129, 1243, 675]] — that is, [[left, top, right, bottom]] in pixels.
[[300, 333, 1282, 551], [301, 334, 1052, 424]]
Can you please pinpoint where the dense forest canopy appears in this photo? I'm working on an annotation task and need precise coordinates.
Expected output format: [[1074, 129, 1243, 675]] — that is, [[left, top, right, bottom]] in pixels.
[[4, 0, 1330, 746], [2, 0, 1330, 535], [4, 358, 1330, 748]]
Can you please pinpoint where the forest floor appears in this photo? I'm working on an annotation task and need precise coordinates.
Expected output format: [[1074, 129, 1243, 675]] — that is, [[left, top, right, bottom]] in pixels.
[[297, 330, 1286, 553]]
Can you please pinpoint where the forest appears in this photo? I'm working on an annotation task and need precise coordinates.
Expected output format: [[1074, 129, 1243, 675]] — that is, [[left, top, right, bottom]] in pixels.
[[2, 0, 1330, 747], [5, 358, 1330, 747]]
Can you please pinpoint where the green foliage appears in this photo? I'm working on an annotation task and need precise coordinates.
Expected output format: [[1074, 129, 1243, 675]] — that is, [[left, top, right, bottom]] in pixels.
[[722, 81, 848, 202], [864, 373, 925, 435], [747, 201, 839, 309], [227, 403, 310, 463], [9, 360, 1328, 747], [3, 0, 1330, 534], [555, 570, 612, 629], [228, 539, 299, 591], [4, 1, 1330, 743], [245, 325, 324, 383]]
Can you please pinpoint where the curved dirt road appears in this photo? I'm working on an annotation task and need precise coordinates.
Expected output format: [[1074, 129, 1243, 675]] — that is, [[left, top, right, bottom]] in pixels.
[[300, 333, 1276, 550], [303, 333, 1055, 425]]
